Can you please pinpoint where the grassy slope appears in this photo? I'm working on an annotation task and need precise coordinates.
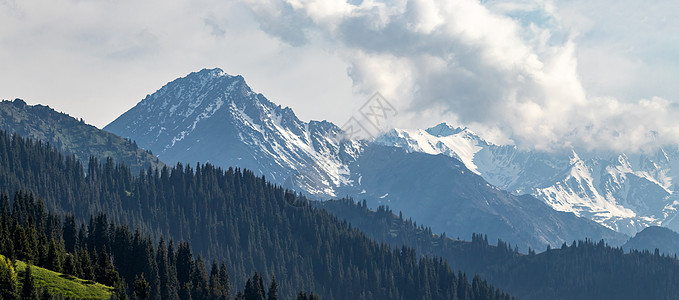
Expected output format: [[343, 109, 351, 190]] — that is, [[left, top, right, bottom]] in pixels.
[[16, 260, 113, 299]]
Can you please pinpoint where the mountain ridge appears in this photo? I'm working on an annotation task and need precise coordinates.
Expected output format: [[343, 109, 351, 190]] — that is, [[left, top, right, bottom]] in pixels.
[[623, 226, 679, 256], [105, 68, 360, 198], [105, 68, 626, 250], [0, 99, 165, 174], [375, 122, 679, 236]]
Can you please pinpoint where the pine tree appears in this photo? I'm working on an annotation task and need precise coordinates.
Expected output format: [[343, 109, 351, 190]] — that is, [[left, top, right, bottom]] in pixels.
[[176, 242, 193, 286], [63, 215, 77, 252], [209, 260, 226, 300], [78, 247, 94, 280], [46, 239, 63, 272], [191, 256, 209, 300], [157, 237, 179, 300], [219, 262, 231, 300], [295, 292, 319, 300], [20, 264, 38, 300], [267, 276, 279, 300], [113, 277, 129, 300], [63, 254, 76, 276], [243, 273, 265, 300], [133, 274, 150, 300], [0, 254, 18, 299]]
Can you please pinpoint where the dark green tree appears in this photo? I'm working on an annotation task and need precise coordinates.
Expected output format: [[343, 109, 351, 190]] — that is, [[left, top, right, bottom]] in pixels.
[[157, 237, 179, 300], [113, 277, 129, 300], [190, 256, 209, 300], [267, 276, 278, 300], [133, 274, 150, 300], [45, 239, 63, 272], [243, 273, 265, 300], [20, 264, 38, 300], [62, 254, 76, 276], [209, 260, 227, 300], [0, 254, 18, 299], [62, 215, 77, 252], [219, 262, 231, 300]]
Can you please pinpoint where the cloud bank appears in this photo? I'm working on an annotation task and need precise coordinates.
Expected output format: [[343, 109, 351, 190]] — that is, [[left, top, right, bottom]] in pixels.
[[244, 0, 679, 152], [1, 0, 678, 153]]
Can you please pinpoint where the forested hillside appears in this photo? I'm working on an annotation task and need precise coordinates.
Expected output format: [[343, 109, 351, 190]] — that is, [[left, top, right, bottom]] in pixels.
[[623, 226, 679, 256], [319, 199, 521, 273], [322, 198, 679, 300], [0, 189, 332, 299], [0, 99, 164, 173], [0, 129, 511, 299]]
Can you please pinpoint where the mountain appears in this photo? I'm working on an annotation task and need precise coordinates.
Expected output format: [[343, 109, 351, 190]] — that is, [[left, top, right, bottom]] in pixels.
[[334, 144, 626, 249], [375, 123, 679, 236], [623, 226, 679, 255], [0, 99, 164, 173], [105, 68, 625, 250], [104, 68, 358, 197], [0, 128, 513, 300], [4, 125, 678, 300]]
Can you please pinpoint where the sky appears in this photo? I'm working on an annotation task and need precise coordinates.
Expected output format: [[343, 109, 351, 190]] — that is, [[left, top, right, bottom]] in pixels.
[[1, 0, 678, 152]]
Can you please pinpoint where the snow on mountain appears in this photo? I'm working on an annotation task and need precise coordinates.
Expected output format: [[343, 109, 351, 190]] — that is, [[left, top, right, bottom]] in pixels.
[[374, 123, 679, 236], [105, 68, 627, 250], [105, 68, 360, 198], [375, 124, 485, 174]]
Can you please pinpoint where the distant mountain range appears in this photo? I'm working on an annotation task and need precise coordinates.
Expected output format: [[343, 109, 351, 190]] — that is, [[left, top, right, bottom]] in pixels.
[[8, 66, 679, 299], [0, 99, 164, 173], [105, 68, 626, 250], [376, 124, 679, 237]]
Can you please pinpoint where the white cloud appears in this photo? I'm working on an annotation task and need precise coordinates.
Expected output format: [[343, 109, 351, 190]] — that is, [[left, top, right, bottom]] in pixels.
[[0, 0, 355, 129], [243, 0, 679, 152], [1, 0, 678, 152]]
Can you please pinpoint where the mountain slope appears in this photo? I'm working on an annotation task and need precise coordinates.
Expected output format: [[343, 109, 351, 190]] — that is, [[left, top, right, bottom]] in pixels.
[[0, 99, 164, 173], [335, 145, 626, 249], [15, 260, 113, 299], [623, 226, 679, 255], [104, 68, 626, 250], [0, 128, 513, 300], [375, 123, 679, 236], [319, 199, 679, 300], [105, 68, 358, 197]]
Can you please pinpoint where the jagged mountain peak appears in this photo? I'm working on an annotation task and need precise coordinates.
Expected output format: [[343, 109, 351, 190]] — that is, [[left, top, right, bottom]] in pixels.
[[106, 68, 626, 250], [425, 122, 466, 137], [379, 120, 679, 236], [374, 123, 489, 175], [10, 98, 27, 107], [106, 68, 360, 198]]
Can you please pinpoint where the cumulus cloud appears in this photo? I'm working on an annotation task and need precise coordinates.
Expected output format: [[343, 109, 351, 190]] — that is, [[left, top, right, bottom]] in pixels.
[[1, 0, 678, 153], [243, 0, 679, 152]]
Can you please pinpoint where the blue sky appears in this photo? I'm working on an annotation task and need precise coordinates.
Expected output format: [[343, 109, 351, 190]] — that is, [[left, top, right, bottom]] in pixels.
[[1, 0, 678, 152]]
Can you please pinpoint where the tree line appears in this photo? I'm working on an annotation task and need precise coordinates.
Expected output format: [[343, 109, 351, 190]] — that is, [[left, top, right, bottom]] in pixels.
[[0, 129, 512, 299], [321, 197, 679, 300], [0, 190, 318, 299]]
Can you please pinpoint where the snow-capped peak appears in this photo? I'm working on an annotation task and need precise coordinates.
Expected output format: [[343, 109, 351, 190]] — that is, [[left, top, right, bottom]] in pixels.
[[106, 68, 361, 198], [374, 124, 485, 174], [375, 122, 679, 236], [104, 68, 630, 251], [425, 122, 466, 137]]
